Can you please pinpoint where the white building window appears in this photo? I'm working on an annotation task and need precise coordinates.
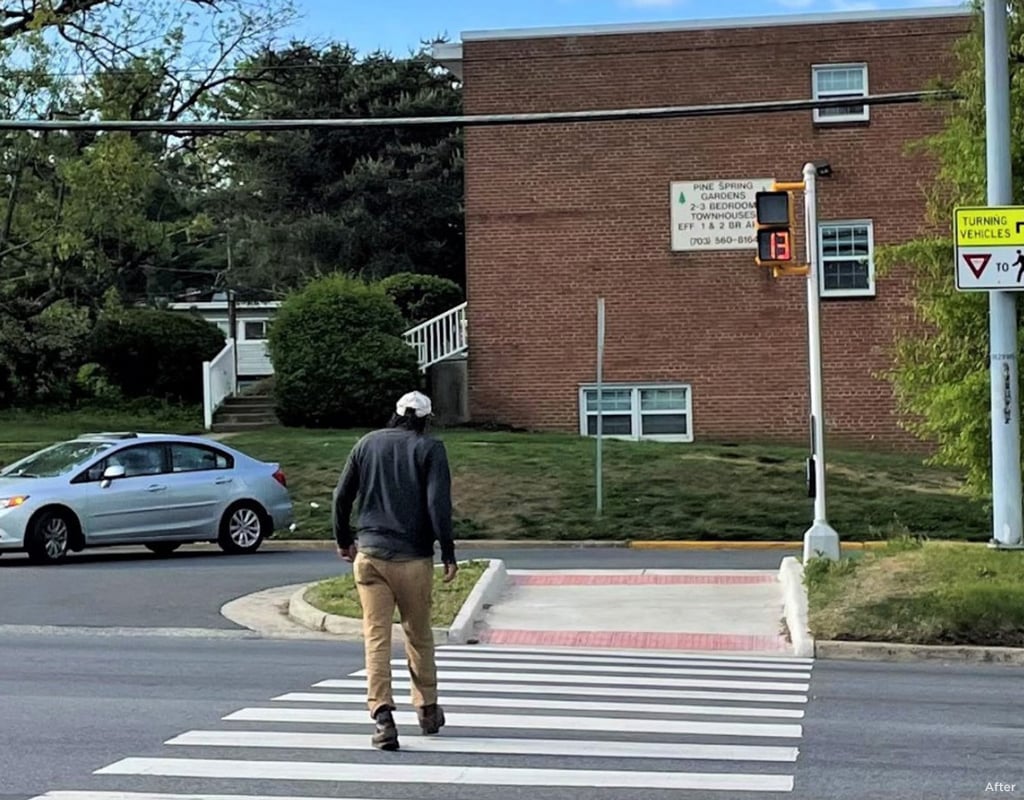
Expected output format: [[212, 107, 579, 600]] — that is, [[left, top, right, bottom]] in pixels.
[[812, 63, 868, 123], [243, 320, 268, 340], [819, 220, 875, 298], [578, 384, 693, 443]]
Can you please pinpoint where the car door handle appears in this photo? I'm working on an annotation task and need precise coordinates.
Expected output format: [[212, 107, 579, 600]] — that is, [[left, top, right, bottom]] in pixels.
[[215, 477, 233, 485], [147, 484, 167, 492]]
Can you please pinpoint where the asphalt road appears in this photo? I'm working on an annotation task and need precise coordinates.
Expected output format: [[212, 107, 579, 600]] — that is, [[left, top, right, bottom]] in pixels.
[[2, 631, 1020, 800], [0, 544, 794, 630]]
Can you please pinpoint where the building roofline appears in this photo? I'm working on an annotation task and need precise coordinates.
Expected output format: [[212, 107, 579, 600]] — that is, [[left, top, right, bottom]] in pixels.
[[432, 5, 970, 56]]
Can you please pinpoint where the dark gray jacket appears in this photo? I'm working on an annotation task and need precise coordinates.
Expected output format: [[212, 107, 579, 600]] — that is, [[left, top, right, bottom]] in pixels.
[[332, 426, 456, 564]]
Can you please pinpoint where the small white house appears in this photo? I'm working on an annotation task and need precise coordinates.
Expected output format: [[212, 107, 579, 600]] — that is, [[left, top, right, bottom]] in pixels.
[[166, 297, 281, 379]]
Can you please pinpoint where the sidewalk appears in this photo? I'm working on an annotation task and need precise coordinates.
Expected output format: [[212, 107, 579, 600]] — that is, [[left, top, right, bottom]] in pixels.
[[475, 569, 791, 655]]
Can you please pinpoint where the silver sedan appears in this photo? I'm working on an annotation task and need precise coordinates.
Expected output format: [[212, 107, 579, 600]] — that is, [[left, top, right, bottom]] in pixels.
[[0, 431, 294, 564]]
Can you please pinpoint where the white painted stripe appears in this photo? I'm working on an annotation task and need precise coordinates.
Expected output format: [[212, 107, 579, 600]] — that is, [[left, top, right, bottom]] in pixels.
[[411, 658, 811, 680], [431, 648, 813, 671], [313, 678, 809, 704], [167, 729, 800, 762], [438, 644, 814, 664], [34, 794, 381, 800], [347, 669, 810, 692], [95, 757, 795, 792], [223, 707, 803, 738], [272, 692, 805, 718]]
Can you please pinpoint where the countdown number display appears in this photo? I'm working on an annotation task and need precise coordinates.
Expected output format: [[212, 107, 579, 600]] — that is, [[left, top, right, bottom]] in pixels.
[[757, 228, 793, 262]]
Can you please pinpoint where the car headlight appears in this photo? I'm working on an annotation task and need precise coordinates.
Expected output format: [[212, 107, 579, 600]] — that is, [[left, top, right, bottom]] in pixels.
[[0, 496, 28, 509]]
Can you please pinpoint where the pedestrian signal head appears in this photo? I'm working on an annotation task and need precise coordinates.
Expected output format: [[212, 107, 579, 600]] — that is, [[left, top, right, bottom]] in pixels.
[[755, 191, 795, 266]]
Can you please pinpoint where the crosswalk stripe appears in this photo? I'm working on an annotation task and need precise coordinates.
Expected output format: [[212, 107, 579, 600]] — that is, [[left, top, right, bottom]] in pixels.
[[428, 648, 813, 671], [166, 729, 801, 762], [411, 658, 811, 680], [438, 644, 814, 664], [347, 668, 810, 692], [32, 794, 381, 800], [222, 706, 803, 738], [94, 757, 796, 792], [271, 692, 805, 718], [312, 678, 809, 704]]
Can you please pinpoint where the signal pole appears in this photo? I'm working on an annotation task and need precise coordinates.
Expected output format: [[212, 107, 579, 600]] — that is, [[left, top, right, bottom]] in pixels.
[[754, 164, 840, 561], [800, 162, 840, 561]]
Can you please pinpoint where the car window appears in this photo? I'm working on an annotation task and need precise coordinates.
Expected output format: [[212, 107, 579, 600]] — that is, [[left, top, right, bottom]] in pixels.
[[170, 444, 232, 472], [103, 444, 167, 478], [0, 441, 113, 478]]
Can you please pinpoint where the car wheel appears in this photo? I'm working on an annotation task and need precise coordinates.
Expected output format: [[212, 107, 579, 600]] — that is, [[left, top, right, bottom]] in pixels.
[[26, 509, 72, 565], [218, 502, 267, 555], [145, 542, 181, 556]]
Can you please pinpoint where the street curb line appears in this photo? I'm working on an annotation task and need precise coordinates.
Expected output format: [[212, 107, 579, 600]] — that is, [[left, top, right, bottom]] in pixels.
[[286, 559, 507, 645], [813, 640, 1024, 664], [778, 556, 814, 658], [266, 538, 895, 551]]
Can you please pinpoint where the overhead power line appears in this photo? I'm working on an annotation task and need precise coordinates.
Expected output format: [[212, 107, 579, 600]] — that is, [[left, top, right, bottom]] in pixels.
[[0, 90, 958, 132]]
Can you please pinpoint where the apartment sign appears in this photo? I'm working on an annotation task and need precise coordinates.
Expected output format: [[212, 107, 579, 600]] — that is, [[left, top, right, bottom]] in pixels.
[[670, 178, 775, 252]]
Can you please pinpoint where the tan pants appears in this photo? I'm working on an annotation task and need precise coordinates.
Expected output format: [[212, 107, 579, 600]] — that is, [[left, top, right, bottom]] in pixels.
[[352, 551, 438, 716]]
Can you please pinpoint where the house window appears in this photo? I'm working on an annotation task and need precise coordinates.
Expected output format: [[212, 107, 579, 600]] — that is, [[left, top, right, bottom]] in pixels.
[[819, 220, 875, 298], [243, 321, 268, 340], [578, 384, 692, 442], [812, 63, 868, 123]]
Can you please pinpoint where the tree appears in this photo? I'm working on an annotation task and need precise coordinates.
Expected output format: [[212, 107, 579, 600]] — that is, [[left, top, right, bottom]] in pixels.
[[267, 274, 422, 428], [875, 2, 1023, 496], [202, 42, 465, 294]]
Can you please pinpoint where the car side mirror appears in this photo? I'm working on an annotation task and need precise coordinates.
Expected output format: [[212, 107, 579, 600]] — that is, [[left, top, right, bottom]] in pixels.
[[100, 464, 126, 488]]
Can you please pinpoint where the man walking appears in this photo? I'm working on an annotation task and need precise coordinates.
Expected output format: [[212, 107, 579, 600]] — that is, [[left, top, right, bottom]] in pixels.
[[332, 390, 458, 751]]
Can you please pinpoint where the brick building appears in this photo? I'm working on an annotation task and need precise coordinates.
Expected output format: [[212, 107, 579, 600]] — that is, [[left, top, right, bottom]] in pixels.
[[430, 6, 973, 449]]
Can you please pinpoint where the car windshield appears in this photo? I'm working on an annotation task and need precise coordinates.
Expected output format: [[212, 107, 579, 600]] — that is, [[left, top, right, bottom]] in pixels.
[[0, 440, 113, 478]]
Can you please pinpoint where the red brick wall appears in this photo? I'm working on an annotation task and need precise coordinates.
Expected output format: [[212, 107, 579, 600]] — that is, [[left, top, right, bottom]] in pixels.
[[459, 12, 973, 449]]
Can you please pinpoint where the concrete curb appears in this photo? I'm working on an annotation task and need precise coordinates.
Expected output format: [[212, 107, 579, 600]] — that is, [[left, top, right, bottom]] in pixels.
[[778, 556, 814, 658], [814, 639, 1024, 664], [286, 558, 508, 644], [264, 538, 894, 551], [448, 559, 508, 644]]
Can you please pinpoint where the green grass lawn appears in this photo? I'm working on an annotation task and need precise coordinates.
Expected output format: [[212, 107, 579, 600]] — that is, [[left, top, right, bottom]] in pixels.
[[305, 560, 489, 628], [0, 410, 992, 542], [806, 539, 1024, 647]]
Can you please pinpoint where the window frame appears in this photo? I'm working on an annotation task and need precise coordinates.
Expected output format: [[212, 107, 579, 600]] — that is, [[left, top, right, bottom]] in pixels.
[[811, 63, 869, 124], [818, 218, 876, 299], [242, 320, 268, 340], [577, 383, 693, 443]]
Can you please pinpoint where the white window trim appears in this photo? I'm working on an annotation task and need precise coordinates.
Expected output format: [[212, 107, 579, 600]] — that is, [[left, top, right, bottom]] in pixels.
[[818, 218, 876, 298], [577, 383, 694, 443], [812, 63, 869, 124], [242, 319, 269, 340]]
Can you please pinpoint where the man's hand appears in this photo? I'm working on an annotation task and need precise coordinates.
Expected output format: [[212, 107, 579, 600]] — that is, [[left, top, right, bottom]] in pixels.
[[442, 561, 458, 583], [337, 543, 358, 562]]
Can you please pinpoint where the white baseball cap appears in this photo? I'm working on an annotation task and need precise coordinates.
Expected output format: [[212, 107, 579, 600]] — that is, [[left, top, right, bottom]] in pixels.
[[396, 390, 432, 418]]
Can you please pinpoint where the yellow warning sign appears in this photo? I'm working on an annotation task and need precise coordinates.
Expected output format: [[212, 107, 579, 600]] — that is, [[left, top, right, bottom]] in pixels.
[[955, 206, 1024, 247]]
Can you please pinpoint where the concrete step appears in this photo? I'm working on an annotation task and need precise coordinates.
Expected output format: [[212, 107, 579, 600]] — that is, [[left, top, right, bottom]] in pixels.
[[211, 420, 278, 433], [215, 411, 278, 425], [223, 395, 274, 408]]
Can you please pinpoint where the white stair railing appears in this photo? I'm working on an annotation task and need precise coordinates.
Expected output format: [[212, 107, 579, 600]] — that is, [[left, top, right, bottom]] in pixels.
[[402, 302, 468, 371], [202, 338, 237, 429]]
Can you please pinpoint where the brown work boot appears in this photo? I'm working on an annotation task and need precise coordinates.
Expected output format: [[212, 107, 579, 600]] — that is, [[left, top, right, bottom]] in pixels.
[[418, 703, 446, 735], [372, 708, 399, 750]]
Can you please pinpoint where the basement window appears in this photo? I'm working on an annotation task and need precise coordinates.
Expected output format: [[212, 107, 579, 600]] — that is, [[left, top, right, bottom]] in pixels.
[[812, 63, 868, 124], [578, 384, 693, 443]]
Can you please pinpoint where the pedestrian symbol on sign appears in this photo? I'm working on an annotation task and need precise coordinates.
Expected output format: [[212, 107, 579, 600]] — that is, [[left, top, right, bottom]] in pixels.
[[1015, 250, 1024, 281]]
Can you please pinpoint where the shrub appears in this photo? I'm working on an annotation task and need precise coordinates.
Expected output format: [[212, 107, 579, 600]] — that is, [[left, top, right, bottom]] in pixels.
[[268, 274, 422, 428], [379, 272, 464, 325], [90, 309, 225, 404]]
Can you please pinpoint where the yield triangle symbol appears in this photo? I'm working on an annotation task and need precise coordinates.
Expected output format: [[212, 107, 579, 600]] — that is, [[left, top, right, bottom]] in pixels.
[[964, 253, 991, 278]]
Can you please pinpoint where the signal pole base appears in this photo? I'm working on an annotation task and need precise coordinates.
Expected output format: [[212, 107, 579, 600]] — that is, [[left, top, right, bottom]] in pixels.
[[987, 539, 1024, 550], [803, 521, 840, 562]]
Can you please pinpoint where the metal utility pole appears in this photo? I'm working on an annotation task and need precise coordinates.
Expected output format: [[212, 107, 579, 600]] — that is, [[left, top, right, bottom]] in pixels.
[[800, 162, 840, 561], [983, 0, 1024, 548], [595, 297, 606, 516]]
